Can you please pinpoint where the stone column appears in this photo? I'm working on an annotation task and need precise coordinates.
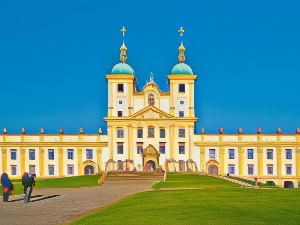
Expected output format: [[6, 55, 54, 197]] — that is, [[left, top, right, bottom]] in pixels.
[[128, 125, 133, 161], [108, 126, 113, 160], [39, 148, 44, 177], [200, 147, 205, 173], [170, 125, 175, 159], [296, 147, 300, 177], [257, 147, 263, 177], [276, 147, 282, 177], [2, 147, 7, 173], [77, 148, 83, 176], [20, 148, 26, 175], [238, 147, 244, 177], [58, 148, 64, 177], [219, 147, 225, 176], [97, 147, 102, 172]]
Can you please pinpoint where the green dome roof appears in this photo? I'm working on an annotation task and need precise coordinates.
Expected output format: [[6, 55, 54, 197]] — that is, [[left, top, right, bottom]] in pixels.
[[111, 63, 134, 75], [171, 63, 193, 75]]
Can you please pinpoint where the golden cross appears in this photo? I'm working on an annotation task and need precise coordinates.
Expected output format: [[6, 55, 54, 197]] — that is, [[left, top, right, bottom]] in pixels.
[[178, 27, 184, 37], [120, 26, 126, 37]]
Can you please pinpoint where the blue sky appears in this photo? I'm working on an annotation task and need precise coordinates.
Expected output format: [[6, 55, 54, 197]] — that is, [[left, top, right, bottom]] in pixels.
[[0, 0, 300, 134]]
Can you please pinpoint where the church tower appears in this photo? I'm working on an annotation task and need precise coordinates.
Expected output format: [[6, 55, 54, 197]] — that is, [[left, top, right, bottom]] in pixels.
[[168, 27, 197, 118], [105, 27, 136, 163]]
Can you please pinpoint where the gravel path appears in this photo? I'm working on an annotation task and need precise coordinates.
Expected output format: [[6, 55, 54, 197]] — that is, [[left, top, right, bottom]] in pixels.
[[0, 179, 159, 225]]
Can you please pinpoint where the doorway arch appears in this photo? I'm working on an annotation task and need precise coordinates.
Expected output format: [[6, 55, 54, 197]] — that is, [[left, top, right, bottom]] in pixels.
[[208, 165, 218, 176], [84, 165, 95, 175], [143, 144, 160, 172], [284, 181, 294, 188], [145, 160, 156, 172]]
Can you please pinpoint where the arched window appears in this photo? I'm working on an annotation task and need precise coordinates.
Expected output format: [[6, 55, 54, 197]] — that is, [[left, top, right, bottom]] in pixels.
[[148, 94, 155, 105]]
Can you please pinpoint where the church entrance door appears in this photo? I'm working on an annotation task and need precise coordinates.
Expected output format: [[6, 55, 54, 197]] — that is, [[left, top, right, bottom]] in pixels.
[[143, 144, 160, 172], [145, 160, 156, 172], [208, 165, 218, 176], [84, 165, 94, 175]]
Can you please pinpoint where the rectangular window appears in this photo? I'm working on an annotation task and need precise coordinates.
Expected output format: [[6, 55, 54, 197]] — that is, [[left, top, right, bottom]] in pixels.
[[180, 100, 184, 105], [247, 149, 254, 159], [179, 111, 184, 117], [159, 142, 166, 154], [10, 149, 17, 160], [267, 149, 273, 160], [48, 149, 54, 160], [160, 128, 166, 138], [67, 165, 74, 175], [117, 128, 124, 138], [285, 149, 292, 159], [286, 164, 292, 175], [137, 142, 143, 154], [67, 149, 74, 160], [117, 111, 123, 117], [11, 165, 17, 176], [179, 143, 185, 154], [228, 164, 235, 175], [29, 165, 36, 175], [86, 149, 93, 159], [29, 149, 35, 160], [229, 149, 235, 159], [248, 164, 254, 175], [137, 128, 143, 138], [267, 165, 273, 175], [117, 83, 124, 92], [178, 84, 185, 93], [118, 100, 123, 104], [148, 127, 155, 138], [209, 149, 216, 159], [178, 128, 185, 138], [48, 165, 55, 175], [117, 143, 124, 154]]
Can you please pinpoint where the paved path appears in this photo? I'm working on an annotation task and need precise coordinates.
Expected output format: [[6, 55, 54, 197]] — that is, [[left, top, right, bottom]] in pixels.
[[0, 178, 159, 225]]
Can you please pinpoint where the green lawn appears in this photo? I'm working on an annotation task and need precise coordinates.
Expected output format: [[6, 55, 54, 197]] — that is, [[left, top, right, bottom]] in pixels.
[[1, 175, 100, 196], [153, 173, 239, 189], [70, 174, 300, 225]]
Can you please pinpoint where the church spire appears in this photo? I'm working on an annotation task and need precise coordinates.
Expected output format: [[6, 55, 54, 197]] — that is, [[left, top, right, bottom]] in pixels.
[[120, 26, 127, 63], [178, 26, 186, 63]]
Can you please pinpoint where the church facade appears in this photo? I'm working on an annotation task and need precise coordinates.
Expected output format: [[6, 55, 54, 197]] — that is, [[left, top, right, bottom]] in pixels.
[[0, 27, 299, 188]]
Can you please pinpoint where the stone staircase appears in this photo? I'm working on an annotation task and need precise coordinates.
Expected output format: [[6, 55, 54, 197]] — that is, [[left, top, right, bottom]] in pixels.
[[219, 176, 255, 187], [105, 172, 164, 181]]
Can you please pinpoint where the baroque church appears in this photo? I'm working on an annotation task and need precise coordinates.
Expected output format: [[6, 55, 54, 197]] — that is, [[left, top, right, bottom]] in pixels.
[[0, 27, 299, 188]]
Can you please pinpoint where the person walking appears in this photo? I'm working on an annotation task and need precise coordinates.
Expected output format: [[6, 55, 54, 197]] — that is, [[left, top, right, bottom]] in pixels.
[[22, 172, 36, 203], [1, 173, 14, 202]]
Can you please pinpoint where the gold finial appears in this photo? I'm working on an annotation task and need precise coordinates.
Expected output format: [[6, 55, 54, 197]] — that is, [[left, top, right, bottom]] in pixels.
[[119, 26, 127, 63], [98, 128, 103, 134], [40, 128, 45, 134], [178, 26, 186, 63], [178, 27, 185, 36], [3, 128, 7, 134], [121, 26, 126, 37], [79, 128, 84, 134]]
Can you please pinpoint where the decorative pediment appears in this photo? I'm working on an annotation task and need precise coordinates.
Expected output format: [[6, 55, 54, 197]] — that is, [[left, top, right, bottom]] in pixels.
[[143, 144, 160, 156], [142, 81, 161, 93], [130, 105, 173, 119]]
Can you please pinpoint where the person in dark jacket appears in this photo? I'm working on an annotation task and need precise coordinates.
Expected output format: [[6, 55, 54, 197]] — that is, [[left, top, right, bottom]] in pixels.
[[1, 173, 14, 202], [22, 173, 36, 203]]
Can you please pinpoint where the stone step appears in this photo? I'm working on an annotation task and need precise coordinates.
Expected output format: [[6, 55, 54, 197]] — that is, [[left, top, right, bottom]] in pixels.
[[219, 176, 254, 187]]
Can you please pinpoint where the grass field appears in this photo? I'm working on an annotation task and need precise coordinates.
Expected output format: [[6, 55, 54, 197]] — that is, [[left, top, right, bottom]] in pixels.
[[1, 175, 100, 196], [152, 173, 239, 189], [70, 174, 300, 225]]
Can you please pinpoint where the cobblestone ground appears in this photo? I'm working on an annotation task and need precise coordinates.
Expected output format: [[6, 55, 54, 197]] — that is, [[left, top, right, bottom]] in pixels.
[[0, 179, 158, 225]]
